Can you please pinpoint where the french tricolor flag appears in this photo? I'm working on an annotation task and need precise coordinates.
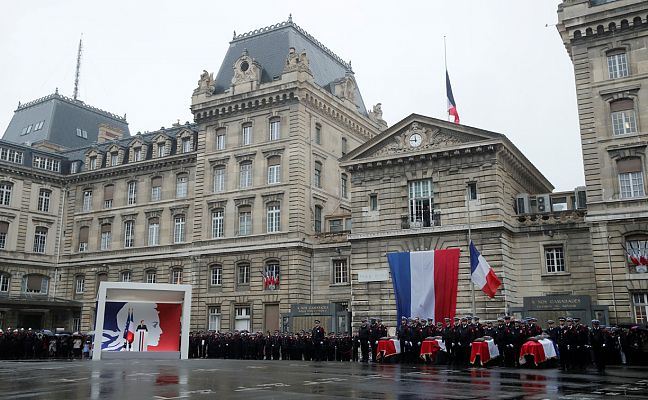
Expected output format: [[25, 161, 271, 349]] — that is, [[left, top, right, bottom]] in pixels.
[[387, 249, 460, 325], [446, 70, 460, 124], [469, 241, 501, 299]]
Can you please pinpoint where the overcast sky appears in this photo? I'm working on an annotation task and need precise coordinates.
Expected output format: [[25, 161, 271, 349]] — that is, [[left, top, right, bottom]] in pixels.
[[0, 0, 582, 190]]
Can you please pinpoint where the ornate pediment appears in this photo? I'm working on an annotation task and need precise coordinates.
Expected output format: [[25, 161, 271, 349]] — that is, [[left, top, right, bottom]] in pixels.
[[371, 122, 470, 157], [332, 74, 356, 103], [231, 50, 262, 87], [283, 47, 312, 76]]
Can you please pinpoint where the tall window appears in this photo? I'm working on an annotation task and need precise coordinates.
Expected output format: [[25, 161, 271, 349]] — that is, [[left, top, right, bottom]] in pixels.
[[607, 51, 628, 79], [208, 306, 221, 331], [124, 221, 135, 248], [314, 206, 322, 233], [174, 215, 186, 243], [545, 245, 565, 273], [96, 273, 108, 292], [264, 262, 280, 289], [75, 276, 85, 294], [22, 275, 48, 294], [237, 263, 250, 285], [127, 181, 137, 205], [369, 194, 378, 211], [341, 137, 347, 156], [110, 153, 119, 166], [100, 224, 112, 250], [78, 226, 89, 252], [157, 143, 166, 157], [33, 227, 47, 253], [213, 166, 225, 192], [341, 174, 348, 198], [0, 182, 11, 206], [333, 259, 349, 284], [314, 162, 322, 188], [242, 124, 252, 145], [267, 156, 281, 184], [89, 156, 97, 170], [37, 189, 51, 212], [83, 190, 93, 212], [234, 306, 250, 331], [148, 218, 160, 246], [315, 123, 321, 145], [134, 147, 142, 162], [626, 238, 648, 267], [0, 222, 8, 249], [182, 138, 192, 153], [238, 206, 252, 236], [611, 99, 637, 136], [120, 271, 131, 282], [618, 158, 645, 198], [211, 209, 224, 238], [269, 119, 280, 140], [146, 270, 157, 283], [0, 273, 9, 292], [210, 265, 222, 286], [176, 174, 188, 198], [104, 185, 114, 208], [171, 269, 182, 284], [240, 161, 253, 188], [151, 177, 162, 202], [633, 292, 648, 323], [70, 162, 79, 174], [215, 130, 226, 150], [267, 203, 281, 233], [409, 180, 434, 227]]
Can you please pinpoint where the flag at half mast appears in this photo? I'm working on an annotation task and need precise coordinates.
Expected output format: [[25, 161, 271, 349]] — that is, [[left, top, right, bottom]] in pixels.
[[446, 70, 460, 124]]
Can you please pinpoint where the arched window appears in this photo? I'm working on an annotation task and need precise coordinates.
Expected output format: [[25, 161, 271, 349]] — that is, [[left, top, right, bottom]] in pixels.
[[314, 161, 322, 188], [173, 215, 186, 243], [145, 269, 157, 283], [267, 156, 281, 184], [148, 217, 160, 246], [618, 157, 645, 198], [21, 274, 49, 294], [210, 265, 222, 286], [176, 173, 188, 198], [0, 221, 9, 249], [38, 189, 51, 212], [213, 165, 226, 192], [239, 161, 253, 189], [120, 270, 132, 282], [237, 262, 250, 285], [0, 272, 10, 292], [0, 182, 11, 206], [266, 202, 281, 233], [238, 206, 252, 236], [211, 208, 224, 238], [33, 227, 47, 253], [100, 224, 112, 251], [78, 226, 89, 252], [263, 261, 280, 290], [170, 268, 183, 284], [610, 99, 637, 135], [96, 272, 108, 292]]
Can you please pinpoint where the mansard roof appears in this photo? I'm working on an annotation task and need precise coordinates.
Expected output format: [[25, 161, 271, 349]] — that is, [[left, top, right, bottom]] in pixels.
[[213, 18, 368, 115], [2, 91, 129, 150]]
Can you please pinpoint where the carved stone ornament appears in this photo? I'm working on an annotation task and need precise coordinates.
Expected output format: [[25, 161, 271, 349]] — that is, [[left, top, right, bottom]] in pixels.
[[368, 103, 388, 129], [194, 70, 215, 96], [332, 74, 356, 103], [373, 123, 467, 157], [283, 47, 312, 75], [231, 50, 262, 86]]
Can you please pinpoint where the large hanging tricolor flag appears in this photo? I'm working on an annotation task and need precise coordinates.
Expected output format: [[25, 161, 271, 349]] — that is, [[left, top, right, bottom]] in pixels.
[[387, 249, 460, 325], [446, 70, 460, 124], [469, 241, 501, 298]]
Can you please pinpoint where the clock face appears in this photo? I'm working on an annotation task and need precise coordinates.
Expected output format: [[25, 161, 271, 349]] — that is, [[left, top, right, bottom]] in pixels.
[[409, 133, 422, 147]]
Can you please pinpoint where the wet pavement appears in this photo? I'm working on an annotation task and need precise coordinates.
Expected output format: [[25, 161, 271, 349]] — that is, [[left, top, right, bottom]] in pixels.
[[0, 359, 647, 399]]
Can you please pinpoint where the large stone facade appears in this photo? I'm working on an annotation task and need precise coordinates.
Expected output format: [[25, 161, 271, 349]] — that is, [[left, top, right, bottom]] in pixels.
[[557, 0, 648, 323]]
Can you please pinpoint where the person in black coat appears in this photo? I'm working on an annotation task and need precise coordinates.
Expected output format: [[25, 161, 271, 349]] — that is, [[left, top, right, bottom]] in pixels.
[[358, 319, 371, 362], [589, 320, 607, 372], [312, 320, 326, 361]]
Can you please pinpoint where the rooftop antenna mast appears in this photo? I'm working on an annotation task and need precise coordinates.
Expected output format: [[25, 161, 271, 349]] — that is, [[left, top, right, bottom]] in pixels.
[[73, 35, 83, 100]]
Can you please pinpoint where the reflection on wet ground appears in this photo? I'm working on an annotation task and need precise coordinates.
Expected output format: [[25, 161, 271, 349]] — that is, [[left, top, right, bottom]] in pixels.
[[0, 359, 646, 400]]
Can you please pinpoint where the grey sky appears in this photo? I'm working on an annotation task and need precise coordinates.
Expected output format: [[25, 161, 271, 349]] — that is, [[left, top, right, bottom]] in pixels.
[[0, 0, 582, 190]]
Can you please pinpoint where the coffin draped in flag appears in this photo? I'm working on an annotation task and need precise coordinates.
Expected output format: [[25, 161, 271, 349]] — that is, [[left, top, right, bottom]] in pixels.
[[387, 249, 460, 324], [469, 241, 502, 299]]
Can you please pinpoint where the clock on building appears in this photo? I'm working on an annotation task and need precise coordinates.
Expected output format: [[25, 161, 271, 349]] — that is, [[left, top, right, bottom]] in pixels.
[[409, 133, 422, 147]]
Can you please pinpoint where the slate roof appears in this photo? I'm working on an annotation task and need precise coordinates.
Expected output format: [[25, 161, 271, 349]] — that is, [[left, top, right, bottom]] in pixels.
[[214, 18, 368, 115], [2, 91, 129, 150]]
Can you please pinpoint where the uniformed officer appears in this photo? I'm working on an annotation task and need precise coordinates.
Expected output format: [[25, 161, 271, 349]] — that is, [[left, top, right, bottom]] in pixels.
[[312, 320, 326, 361], [358, 318, 370, 362], [589, 319, 607, 372]]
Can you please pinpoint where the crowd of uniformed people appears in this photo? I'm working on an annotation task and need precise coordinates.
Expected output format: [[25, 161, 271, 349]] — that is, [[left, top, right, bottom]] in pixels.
[[0, 329, 91, 360]]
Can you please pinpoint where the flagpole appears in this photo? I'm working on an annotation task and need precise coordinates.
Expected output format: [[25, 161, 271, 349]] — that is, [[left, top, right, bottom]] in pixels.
[[444, 36, 450, 123], [467, 185, 475, 316]]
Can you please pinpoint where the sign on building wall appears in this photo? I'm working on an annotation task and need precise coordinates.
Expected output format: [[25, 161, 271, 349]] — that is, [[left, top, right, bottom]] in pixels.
[[357, 269, 389, 282]]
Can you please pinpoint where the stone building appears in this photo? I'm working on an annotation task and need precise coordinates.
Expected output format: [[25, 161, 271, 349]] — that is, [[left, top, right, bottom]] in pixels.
[[557, 0, 648, 324]]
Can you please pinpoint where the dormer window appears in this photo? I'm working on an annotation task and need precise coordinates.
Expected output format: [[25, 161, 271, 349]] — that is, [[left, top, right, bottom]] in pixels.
[[134, 147, 142, 162], [90, 157, 97, 170], [110, 153, 119, 166], [182, 138, 192, 153], [157, 143, 166, 157]]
